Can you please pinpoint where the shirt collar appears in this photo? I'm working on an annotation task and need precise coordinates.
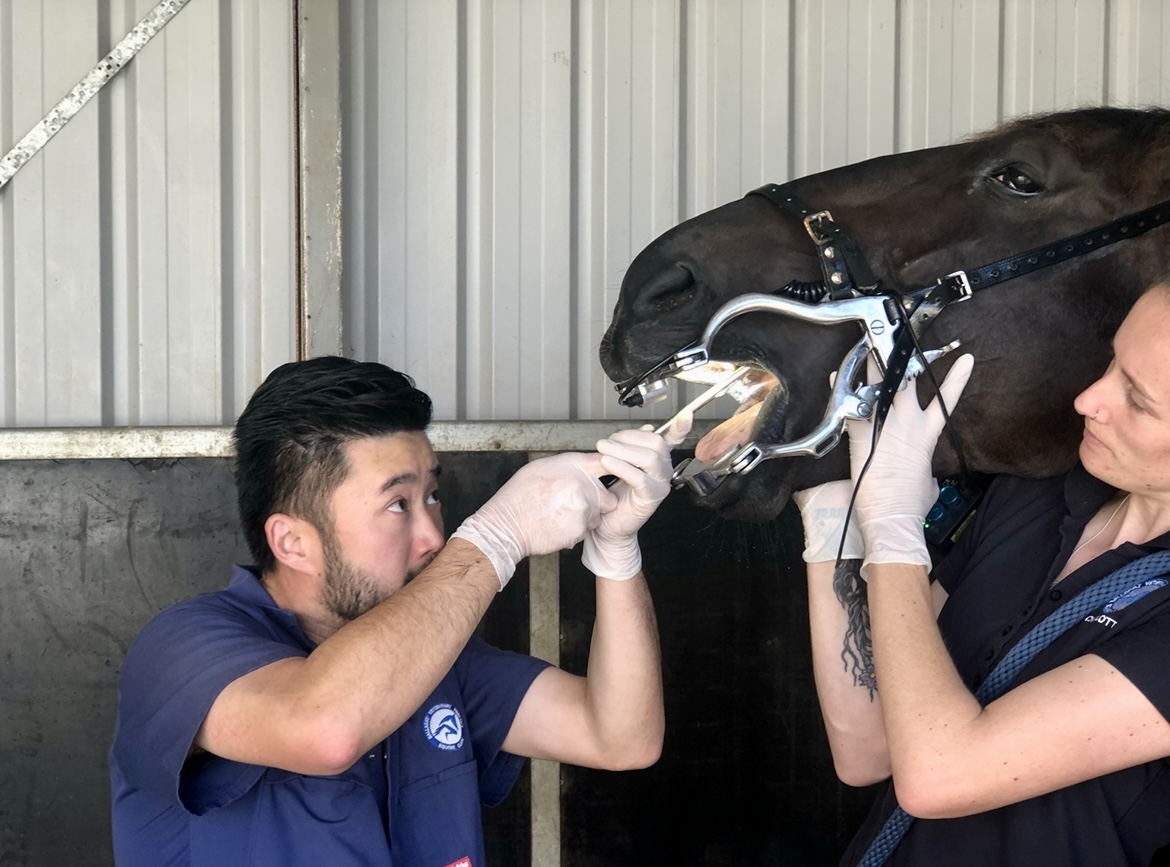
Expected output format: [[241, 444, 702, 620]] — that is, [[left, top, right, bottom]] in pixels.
[[224, 564, 315, 650], [1064, 461, 1116, 521]]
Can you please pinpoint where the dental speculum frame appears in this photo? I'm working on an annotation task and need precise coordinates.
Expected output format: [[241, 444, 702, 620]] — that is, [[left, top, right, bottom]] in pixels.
[[623, 292, 961, 495]]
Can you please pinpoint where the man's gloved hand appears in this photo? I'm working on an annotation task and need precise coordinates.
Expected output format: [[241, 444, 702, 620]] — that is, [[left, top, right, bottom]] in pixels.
[[846, 354, 975, 575], [792, 480, 865, 564], [452, 452, 617, 590], [582, 411, 692, 581]]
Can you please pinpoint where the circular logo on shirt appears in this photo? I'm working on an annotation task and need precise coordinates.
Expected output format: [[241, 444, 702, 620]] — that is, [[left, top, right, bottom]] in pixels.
[[1103, 578, 1169, 614], [423, 703, 465, 751]]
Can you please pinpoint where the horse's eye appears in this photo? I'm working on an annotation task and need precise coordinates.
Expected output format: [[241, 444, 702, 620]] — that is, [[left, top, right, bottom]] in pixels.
[[989, 165, 1044, 196]]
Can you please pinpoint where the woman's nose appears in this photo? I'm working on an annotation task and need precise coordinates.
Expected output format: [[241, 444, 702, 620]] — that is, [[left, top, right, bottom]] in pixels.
[[1074, 378, 1104, 422]]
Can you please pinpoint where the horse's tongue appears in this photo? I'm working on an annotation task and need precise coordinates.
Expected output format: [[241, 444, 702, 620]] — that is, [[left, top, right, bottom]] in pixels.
[[694, 402, 765, 463]]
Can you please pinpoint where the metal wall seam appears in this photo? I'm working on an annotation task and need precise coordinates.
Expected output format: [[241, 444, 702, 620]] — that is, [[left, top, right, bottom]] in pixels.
[[297, 0, 343, 359], [526, 453, 562, 867]]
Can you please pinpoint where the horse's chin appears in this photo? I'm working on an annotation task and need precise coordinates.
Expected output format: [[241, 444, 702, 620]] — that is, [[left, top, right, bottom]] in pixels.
[[680, 458, 794, 521]]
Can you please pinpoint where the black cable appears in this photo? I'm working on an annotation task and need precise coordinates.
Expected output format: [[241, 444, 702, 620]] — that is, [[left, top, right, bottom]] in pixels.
[[833, 309, 971, 566]]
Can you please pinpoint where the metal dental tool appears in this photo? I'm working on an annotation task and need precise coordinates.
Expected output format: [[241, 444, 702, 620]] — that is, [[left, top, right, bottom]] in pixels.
[[653, 365, 751, 436], [602, 365, 751, 488]]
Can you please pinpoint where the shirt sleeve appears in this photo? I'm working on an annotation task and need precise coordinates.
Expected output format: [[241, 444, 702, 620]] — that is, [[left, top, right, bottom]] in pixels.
[[111, 596, 305, 815], [1093, 608, 1170, 723], [454, 637, 552, 806]]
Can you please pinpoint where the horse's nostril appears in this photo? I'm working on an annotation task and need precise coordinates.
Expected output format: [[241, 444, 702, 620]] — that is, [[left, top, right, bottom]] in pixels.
[[640, 264, 697, 311]]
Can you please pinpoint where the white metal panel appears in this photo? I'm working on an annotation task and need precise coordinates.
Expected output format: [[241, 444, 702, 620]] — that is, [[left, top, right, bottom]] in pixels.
[[1003, 0, 1108, 115], [580, 0, 681, 421], [0, 0, 295, 427], [794, 0, 898, 175], [897, 0, 1003, 150], [341, 0, 462, 417], [1110, 0, 1170, 106], [469, 0, 573, 419], [342, 0, 574, 421]]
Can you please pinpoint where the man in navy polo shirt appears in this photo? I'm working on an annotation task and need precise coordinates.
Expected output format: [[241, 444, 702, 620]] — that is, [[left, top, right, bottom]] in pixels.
[[109, 356, 689, 867]]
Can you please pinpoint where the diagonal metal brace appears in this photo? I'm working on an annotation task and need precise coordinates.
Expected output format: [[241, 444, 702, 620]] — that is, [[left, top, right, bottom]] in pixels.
[[0, 0, 192, 191]]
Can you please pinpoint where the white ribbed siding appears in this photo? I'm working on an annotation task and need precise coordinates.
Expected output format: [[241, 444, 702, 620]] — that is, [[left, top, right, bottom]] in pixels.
[[0, 0, 295, 427], [340, 0, 1170, 424]]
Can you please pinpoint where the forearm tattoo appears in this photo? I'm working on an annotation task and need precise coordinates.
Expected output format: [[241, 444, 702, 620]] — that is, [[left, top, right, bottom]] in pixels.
[[832, 558, 876, 699]]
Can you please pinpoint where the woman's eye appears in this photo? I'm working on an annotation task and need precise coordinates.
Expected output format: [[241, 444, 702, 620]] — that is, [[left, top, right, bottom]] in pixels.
[[387, 499, 407, 513], [989, 165, 1044, 196], [426, 490, 441, 506]]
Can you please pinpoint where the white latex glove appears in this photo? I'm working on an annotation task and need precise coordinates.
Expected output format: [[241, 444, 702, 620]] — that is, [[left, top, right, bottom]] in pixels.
[[582, 411, 692, 580], [452, 452, 616, 590], [792, 480, 865, 564], [846, 354, 975, 576]]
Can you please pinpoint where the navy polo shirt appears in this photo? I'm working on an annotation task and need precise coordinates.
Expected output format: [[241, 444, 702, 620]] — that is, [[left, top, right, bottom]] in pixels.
[[109, 565, 550, 867], [842, 464, 1170, 867]]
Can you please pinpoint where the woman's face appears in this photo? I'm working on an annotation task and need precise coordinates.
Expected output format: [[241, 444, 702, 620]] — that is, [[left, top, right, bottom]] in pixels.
[[1073, 287, 1170, 497]]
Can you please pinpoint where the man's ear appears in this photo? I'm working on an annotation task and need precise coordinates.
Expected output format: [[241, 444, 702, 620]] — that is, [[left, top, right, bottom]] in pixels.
[[265, 513, 323, 575]]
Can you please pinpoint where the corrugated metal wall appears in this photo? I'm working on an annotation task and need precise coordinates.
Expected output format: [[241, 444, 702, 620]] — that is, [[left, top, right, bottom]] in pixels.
[[341, 0, 1170, 424], [0, 0, 295, 428], [3, 0, 1169, 428]]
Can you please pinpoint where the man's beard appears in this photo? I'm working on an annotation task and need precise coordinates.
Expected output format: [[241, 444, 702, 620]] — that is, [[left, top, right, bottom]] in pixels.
[[318, 526, 432, 622]]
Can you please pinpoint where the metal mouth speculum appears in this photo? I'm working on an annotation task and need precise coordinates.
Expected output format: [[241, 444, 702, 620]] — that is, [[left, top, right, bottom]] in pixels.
[[614, 290, 959, 497]]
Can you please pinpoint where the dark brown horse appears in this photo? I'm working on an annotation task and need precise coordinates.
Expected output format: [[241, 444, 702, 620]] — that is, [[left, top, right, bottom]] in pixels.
[[601, 107, 1170, 522]]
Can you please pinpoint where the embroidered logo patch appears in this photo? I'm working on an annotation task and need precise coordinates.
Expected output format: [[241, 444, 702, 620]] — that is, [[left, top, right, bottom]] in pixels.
[[423, 703, 465, 751], [1103, 578, 1169, 614], [441, 858, 472, 867]]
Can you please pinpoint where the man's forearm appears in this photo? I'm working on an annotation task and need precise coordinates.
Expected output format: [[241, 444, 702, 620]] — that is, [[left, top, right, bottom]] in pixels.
[[581, 574, 665, 767], [298, 538, 501, 755]]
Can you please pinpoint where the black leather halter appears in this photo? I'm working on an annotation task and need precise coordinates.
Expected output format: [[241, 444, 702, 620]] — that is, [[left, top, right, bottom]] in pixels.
[[749, 181, 1170, 303], [741, 181, 1170, 434]]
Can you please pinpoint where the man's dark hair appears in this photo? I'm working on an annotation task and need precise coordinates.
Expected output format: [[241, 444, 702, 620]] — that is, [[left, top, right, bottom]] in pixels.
[[233, 356, 433, 574]]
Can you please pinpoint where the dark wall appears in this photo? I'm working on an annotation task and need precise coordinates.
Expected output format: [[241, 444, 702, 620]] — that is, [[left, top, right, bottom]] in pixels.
[[0, 454, 872, 867], [558, 482, 875, 866]]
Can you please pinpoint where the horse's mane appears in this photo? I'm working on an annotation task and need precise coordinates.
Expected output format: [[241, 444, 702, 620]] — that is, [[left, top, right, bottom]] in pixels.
[[980, 105, 1170, 143]]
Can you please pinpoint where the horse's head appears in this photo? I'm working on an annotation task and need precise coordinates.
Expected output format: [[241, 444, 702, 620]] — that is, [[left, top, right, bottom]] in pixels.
[[601, 107, 1170, 521]]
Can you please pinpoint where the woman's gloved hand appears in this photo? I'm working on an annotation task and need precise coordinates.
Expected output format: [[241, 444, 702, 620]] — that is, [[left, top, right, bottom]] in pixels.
[[452, 452, 617, 590], [582, 412, 692, 580], [846, 354, 975, 575], [792, 480, 865, 564]]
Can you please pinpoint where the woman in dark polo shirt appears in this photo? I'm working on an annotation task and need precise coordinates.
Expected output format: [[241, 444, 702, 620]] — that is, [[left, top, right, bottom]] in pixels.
[[795, 281, 1170, 866]]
